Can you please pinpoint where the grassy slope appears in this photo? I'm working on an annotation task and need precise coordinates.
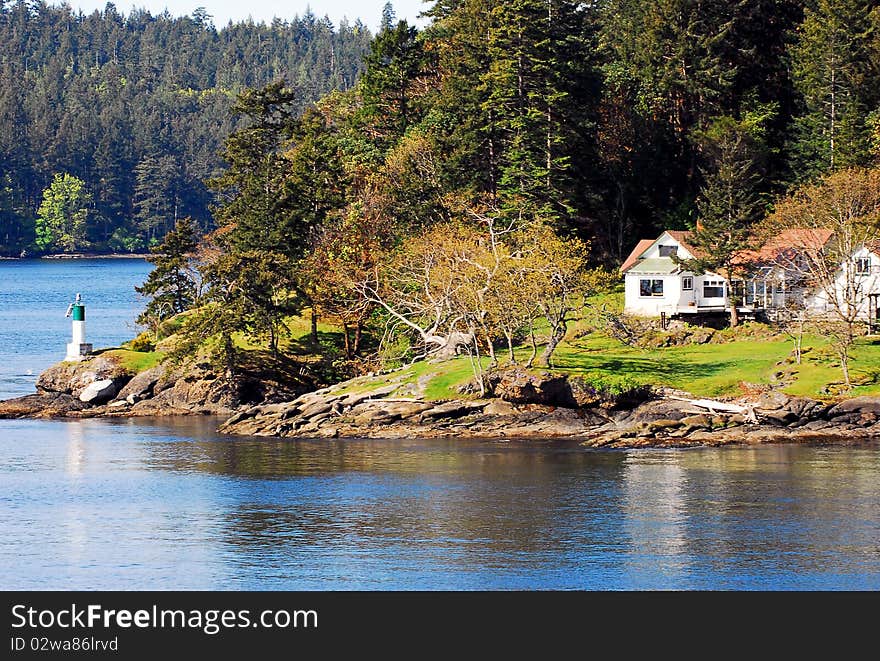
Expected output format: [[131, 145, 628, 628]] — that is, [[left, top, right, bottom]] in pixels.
[[102, 349, 164, 374], [117, 296, 880, 402], [322, 283, 880, 401], [557, 333, 880, 399], [333, 332, 880, 403]]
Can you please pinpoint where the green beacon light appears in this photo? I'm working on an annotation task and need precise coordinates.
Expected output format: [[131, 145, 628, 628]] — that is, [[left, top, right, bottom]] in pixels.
[[65, 293, 93, 361]]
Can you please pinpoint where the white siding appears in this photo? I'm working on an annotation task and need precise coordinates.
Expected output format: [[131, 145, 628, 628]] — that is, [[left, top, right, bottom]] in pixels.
[[695, 274, 727, 308], [624, 273, 680, 316], [622, 231, 731, 317], [639, 232, 695, 260], [805, 246, 880, 320]]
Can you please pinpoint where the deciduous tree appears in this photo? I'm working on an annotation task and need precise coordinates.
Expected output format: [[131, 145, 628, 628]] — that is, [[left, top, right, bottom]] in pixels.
[[34, 173, 93, 253], [764, 167, 880, 388]]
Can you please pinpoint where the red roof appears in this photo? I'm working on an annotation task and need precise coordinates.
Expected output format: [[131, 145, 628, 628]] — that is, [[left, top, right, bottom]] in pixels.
[[620, 239, 654, 273], [737, 228, 834, 265], [665, 230, 704, 258], [619, 230, 706, 273], [621, 227, 838, 274]]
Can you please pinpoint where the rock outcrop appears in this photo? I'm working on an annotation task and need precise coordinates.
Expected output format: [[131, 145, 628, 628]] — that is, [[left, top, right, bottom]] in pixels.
[[217, 368, 880, 447], [4, 359, 880, 449], [218, 383, 611, 439], [78, 379, 117, 404], [36, 355, 129, 398], [116, 366, 163, 403], [0, 352, 305, 419]]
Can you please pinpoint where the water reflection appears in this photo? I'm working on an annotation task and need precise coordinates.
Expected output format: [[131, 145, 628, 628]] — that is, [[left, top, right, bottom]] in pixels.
[[622, 454, 689, 588], [65, 421, 85, 476], [1, 417, 879, 589]]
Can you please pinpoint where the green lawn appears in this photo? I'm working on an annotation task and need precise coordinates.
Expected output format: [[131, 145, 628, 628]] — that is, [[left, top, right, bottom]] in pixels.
[[552, 332, 880, 400], [141, 294, 880, 402], [554, 335, 788, 398], [318, 331, 880, 402], [103, 349, 165, 374]]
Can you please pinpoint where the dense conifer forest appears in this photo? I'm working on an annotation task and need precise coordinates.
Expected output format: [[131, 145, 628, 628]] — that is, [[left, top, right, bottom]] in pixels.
[[0, 1, 372, 254], [7, 0, 880, 377]]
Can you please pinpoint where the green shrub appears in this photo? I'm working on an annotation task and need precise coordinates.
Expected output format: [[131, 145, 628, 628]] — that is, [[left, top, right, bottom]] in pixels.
[[129, 332, 155, 353], [569, 373, 652, 408]]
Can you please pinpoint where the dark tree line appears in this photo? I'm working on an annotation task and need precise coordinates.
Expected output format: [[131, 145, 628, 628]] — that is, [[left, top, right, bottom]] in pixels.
[[0, 1, 372, 255]]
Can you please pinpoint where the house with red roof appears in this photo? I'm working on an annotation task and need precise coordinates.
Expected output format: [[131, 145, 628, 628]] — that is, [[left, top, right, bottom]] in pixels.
[[619, 228, 880, 323], [620, 230, 728, 317]]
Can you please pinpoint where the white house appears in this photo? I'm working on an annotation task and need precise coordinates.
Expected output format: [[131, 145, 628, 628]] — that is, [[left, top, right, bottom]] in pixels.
[[620, 231, 727, 317], [622, 229, 880, 329], [804, 241, 880, 326]]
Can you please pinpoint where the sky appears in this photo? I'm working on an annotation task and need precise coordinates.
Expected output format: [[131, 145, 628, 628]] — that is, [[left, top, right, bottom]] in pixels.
[[53, 0, 430, 31]]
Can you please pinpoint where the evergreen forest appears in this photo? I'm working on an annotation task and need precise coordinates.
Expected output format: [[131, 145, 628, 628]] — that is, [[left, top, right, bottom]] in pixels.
[[0, 1, 372, 255]]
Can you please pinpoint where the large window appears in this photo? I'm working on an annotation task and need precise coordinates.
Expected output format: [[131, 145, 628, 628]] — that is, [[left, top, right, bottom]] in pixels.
[[682, 276, 693, 291], [703, 280, 725, 299], [639, 279, 664, 297], [856, 257, 871, 275]]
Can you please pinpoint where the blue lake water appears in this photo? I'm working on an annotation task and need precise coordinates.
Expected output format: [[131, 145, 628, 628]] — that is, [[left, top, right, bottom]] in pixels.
[[1, 259, 879, 590]]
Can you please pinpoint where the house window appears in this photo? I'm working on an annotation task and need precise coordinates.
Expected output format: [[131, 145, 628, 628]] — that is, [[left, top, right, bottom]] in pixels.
[[682, 276, 693, 291], [856, 257, 871, 275], [640, 279, 664, 297], [658, 245, 677, 257], [703, 280, 725, 298]]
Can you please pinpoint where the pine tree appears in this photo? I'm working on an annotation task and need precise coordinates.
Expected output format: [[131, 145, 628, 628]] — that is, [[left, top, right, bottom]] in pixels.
[[135, 217, 199, 330], [480, 0, 583, 223], [678, 115, 768, 327], [359, 18, 425, 150], [423, 0, 498, 195], [789, 0, 878, 178], [204, 83, 307, 358], [208, 81, 302, 256], [133, 154, 180, 245], [597, 0, 740, 244]]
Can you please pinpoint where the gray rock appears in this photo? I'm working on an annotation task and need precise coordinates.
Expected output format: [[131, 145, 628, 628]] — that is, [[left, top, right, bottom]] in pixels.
[[79, 379, 117, 404], [386, 401, 433, 418], [487, 369, 575, 406], [36, 354, 128, 397], [801, 419, 833, 431], [116, 366, 164, 402], [620, 399, 691, 424], [828, 397, 880, 418], [761, 408, 798, 425], [421, 401, 487, 419], [0, 393, 87, 418], [353, 408, 394, 426], [756, 390, 791, 411], [785, 397, 828, 420], [338, 385, 399, 408], [483, 399, 517, 416], [299, 400, 333, 419]]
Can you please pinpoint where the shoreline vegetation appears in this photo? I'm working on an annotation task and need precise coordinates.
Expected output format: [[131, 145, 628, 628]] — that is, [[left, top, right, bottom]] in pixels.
[[2, 320, 879, 449], [1, 253, 154, 260]]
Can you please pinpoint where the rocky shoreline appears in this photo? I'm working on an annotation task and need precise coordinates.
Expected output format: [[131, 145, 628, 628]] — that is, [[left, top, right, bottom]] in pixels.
[[2, 357, 879, 449], [0, 352, 302, 420], [218, 378, 880, 448]]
